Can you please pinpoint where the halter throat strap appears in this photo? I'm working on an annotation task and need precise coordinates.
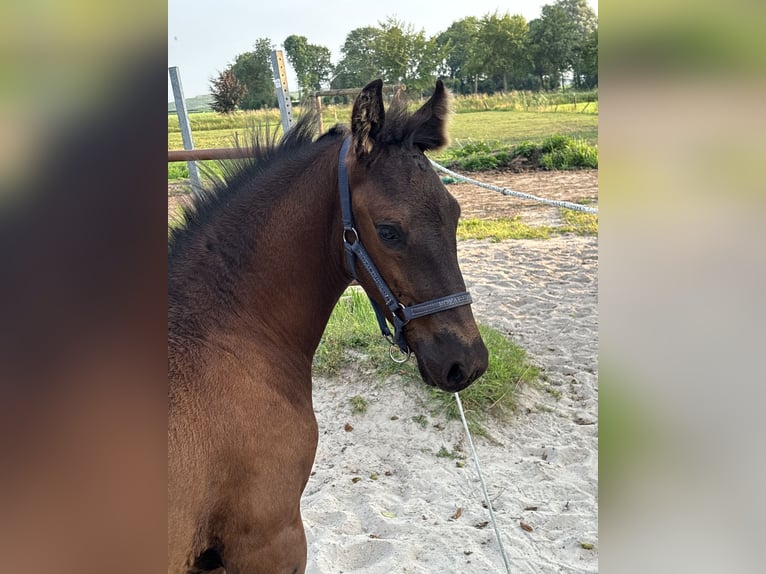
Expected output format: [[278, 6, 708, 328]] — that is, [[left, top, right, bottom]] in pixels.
[[337, 137, 473, 355]]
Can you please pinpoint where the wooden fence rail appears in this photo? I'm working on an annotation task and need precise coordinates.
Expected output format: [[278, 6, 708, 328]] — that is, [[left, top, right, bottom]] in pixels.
[[168, 148, 256, 162]]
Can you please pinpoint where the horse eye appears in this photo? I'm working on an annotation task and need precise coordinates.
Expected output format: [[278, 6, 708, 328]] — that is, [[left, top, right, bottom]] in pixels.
[[376, 224, 404, 246]]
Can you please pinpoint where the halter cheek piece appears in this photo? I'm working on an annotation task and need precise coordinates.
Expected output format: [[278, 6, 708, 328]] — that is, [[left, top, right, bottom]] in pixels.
[[337, 137, 474, 363]]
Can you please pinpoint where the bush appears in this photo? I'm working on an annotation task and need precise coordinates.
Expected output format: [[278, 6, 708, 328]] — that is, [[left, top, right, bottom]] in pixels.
[[540, 137, 598, 169], [168, 163, 189, 180], [456, 154, 499, 171], [450, 140, 494, 158], [443, 135, 598, 172], [541, 134, 571, 153]]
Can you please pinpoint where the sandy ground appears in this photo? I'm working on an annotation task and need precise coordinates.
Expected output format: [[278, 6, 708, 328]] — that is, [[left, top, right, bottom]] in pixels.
[[169, 170, 598, 573]]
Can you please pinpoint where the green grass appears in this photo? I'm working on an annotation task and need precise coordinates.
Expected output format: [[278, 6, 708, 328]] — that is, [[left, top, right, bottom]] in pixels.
[[458, 217, 554, 241], [436, 445, 464, 460], [168, 159, 226, 182], [313, 288, 539, 432], [447, 112, 597, 149], [168, 94, 214, 114], [168, 163, 189, 180], [168, 109, 286, 134], [411, 414, 429, 429], [451, 90, 598, 114], [429, 323, 540, 434], [457, 214, 597, 240], [312, 288, 382, 376], [349, 395, 368, 415], [560, 208, 599, 235]]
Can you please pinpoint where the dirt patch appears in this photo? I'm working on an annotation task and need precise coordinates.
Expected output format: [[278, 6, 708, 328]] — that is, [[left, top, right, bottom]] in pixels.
[[167, 169, 598, 226], [167, 181, 195, 223], [444, 168, 598, 226]]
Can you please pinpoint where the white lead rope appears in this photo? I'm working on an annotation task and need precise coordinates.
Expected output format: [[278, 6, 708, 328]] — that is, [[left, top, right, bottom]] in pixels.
[[455, 392, 512, 574], [431, 159, 598, 214]]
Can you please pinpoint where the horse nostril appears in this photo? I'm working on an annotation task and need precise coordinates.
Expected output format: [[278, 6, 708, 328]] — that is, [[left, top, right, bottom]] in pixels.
[[447, 362, 465, 387]]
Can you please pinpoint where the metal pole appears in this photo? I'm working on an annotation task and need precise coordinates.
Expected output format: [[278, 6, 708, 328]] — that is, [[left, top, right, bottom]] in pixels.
[[168, 66, 203, 197], [270, 50, 294, 135], [314, 93, 323, 134]]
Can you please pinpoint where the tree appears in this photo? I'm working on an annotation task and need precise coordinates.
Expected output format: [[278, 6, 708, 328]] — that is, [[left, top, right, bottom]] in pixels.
[[376, 17, 442, 93], [555, 0, 598, 88], [475, 12, 532, 92], [230, 38, 276, 110], [333, 27, 383, 89], [436, 17, 481, 94], [555, 0, 597, 36], [529, 5, 580, 90], [332, 19, 441, 93], [283, 35, 334, 95], [209, 68, 247, 114], [577, 27, 598, 88]]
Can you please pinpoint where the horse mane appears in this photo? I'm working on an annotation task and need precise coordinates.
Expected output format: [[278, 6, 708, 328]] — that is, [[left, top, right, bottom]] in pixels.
[[168, 111, 348, 260]]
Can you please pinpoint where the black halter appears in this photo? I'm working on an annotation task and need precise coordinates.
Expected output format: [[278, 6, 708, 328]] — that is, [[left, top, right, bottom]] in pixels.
[[337, 137, 474, 362]]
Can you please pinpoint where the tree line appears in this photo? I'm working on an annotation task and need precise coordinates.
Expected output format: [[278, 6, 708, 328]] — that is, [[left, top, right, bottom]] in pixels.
[[210, 0, 597, 113]]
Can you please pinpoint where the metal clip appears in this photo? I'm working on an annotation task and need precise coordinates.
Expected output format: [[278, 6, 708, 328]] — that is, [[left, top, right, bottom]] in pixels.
[[389, 344, 411, 364]]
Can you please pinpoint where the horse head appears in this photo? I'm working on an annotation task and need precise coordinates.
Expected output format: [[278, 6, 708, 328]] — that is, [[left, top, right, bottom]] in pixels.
[[342, 79, 488, 392]]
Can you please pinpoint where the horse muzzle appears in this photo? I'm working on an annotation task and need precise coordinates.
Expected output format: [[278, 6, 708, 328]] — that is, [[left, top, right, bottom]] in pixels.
[[412, 331, 488, 393]]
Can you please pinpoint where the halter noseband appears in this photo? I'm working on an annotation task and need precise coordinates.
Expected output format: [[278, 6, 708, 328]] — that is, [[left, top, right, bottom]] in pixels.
[[337, 137, 474, 362]]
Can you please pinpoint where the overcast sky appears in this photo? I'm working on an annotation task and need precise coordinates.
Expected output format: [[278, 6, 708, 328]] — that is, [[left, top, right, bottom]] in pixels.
[[168, 0, 598, 101]]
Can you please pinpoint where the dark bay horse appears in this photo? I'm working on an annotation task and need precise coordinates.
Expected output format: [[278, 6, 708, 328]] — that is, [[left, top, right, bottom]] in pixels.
[[168, 79, 488, 573]]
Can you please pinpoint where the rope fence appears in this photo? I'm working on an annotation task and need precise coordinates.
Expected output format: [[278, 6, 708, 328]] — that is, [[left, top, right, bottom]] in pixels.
[[430, 160, 598, 214]]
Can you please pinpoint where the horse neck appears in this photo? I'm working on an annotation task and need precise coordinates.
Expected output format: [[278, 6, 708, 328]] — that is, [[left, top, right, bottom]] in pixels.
[[198, 142, 349, 367], [246, 144, 349, 358]]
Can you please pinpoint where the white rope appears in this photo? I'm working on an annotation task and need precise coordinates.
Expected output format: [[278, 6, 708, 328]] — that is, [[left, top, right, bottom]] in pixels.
[[431, 160, 598, 214], [455, 392, 512, 574]]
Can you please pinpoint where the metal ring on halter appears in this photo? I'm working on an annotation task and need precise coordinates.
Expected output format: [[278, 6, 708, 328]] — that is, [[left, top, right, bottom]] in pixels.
[[389, 344, 411, 363], [343, 227, 359, 244]]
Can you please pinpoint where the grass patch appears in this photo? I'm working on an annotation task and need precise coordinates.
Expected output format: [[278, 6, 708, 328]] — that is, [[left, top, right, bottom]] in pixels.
[[168, 109, 285, 134], [447, 112, 597, 150], [411, 414, 429, 428], [313, 288, 382, 376], [168, 163, 189, 180], [560, 208, 598, 235], [313, 288, 539, 433], [426, 323, 539, 433], [436, 446, 464, 460], [458, 217, 554, 241], [349, 395, 368, 415], [168, 159, 226, 182]]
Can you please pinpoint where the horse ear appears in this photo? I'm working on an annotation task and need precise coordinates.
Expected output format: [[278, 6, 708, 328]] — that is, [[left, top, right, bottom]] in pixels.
[[407, 79, 451, 152], [351, 79, 385, 157]]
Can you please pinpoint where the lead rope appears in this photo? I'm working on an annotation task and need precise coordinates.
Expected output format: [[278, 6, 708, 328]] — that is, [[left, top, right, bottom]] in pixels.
[[454, 392, 512, 574]]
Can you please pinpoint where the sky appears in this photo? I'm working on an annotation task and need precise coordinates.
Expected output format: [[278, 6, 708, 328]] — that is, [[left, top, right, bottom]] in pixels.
[[168, 0, 598, 101]]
